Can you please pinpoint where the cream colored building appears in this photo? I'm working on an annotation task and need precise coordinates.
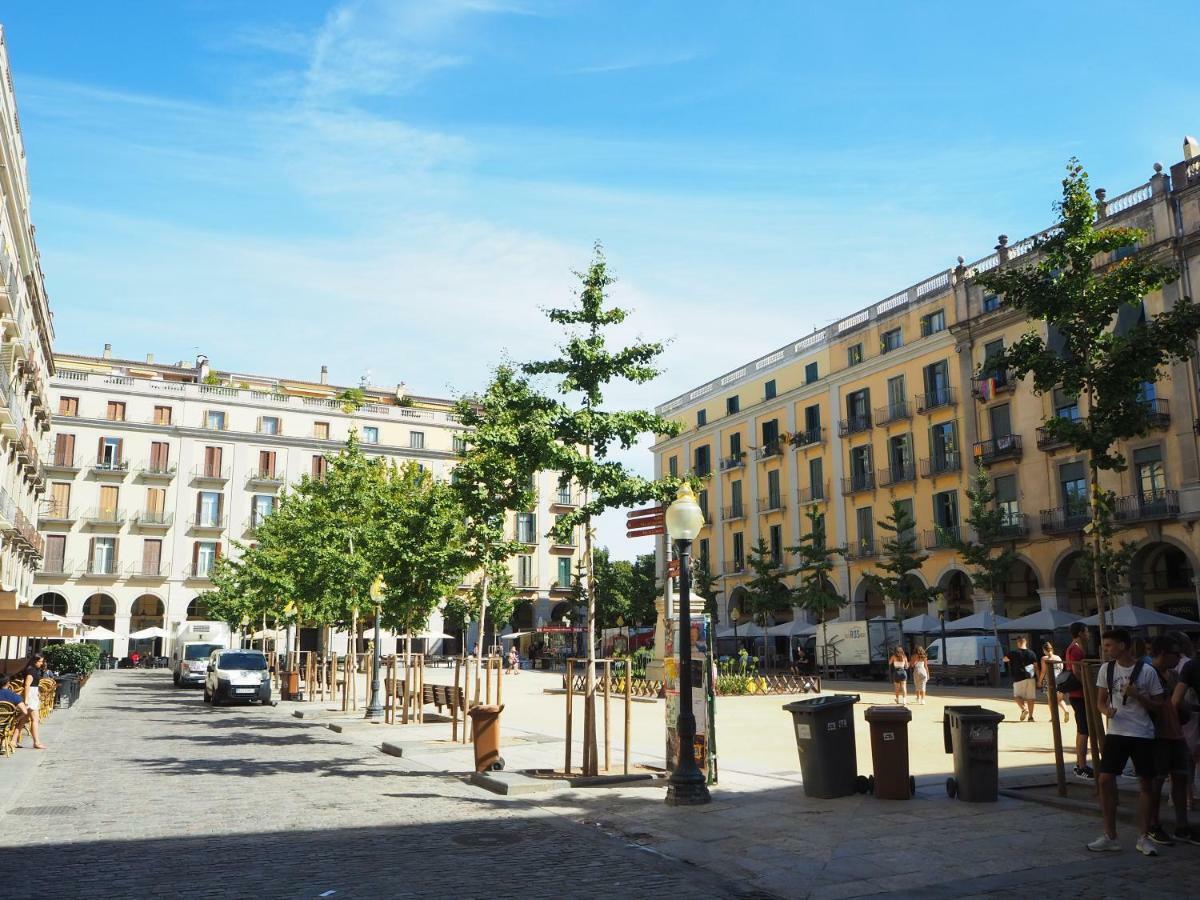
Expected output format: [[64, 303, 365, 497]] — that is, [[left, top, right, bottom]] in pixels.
[[653, 145, 1200, 638], [34, 349, 580, 658]]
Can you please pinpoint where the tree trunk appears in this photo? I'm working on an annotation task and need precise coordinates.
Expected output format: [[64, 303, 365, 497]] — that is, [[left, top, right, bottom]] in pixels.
[[1088, 461, 1109, 642], [582, 466, 598, 776], [474, 572, 489, 708]]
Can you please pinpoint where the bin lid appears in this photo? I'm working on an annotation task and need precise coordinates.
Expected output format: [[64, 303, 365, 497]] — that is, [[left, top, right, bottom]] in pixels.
[[945, 706, 1004, 725], [782, 693, 859, 713], [864, 705, 912, 723], [467, 704, 504, 717]]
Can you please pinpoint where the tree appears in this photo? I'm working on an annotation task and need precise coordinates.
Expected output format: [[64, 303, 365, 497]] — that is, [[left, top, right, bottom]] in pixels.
[[862, 500, 938, 642], [628, 553, 659, 628], [741, 537, 793, 670], [976, 159, 1200, 633], [520, 244, 683, 774], [789, 505, 847, 677]]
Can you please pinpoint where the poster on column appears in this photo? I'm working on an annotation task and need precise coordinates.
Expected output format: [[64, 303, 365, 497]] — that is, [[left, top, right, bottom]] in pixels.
[[664, 614, 717, 784]]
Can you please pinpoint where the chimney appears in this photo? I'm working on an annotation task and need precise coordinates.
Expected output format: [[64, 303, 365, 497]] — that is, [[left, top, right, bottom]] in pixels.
[[102, 343, 112, 359], [196, 354, 210, 381], [320, 365, 328, 385], [146, 352, 155, 364]]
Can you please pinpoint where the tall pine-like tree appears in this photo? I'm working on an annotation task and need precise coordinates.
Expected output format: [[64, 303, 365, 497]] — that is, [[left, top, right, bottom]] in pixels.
[[741, 537, 792, 669], [862, 500, 938, 641], [789, 505, 847, 677]]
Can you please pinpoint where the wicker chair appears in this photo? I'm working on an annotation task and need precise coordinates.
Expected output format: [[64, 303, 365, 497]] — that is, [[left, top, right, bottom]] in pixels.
[[38, 678, 56, 722], [0, 700, 19, 756]]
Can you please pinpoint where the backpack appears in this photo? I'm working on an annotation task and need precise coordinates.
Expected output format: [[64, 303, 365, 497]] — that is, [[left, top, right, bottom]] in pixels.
[[1105, 659, 1162, 729]]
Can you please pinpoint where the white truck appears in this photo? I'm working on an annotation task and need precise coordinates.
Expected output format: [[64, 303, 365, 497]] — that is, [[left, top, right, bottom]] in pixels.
[[171, 621, 232, 687], [815, 619, 901, 677], [923, 636, 1006, 671]]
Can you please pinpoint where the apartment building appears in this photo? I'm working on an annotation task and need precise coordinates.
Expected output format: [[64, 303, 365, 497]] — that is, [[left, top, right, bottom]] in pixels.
[[33, 350, 580, 658], [0, 25, 60, 658], [653, 146, 1200, 633]]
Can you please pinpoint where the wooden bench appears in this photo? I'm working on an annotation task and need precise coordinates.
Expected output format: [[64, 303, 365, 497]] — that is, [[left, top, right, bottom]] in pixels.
[[937, 664, 991, 686]]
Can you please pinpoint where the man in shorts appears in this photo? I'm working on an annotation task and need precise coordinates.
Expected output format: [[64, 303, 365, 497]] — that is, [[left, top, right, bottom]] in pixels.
[[1088, 628, 1165, 855], [1065, 623, 1093, 778], [1146, 636, 1194, 845], [1005, 636, 1039, 722]]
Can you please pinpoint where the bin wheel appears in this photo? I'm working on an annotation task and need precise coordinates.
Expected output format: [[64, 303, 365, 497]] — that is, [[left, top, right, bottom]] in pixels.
[[490, 758, 505, 772], [946, 777, 958, 799], [866, 775, 875, 795], [855, 775, 870, 794], [909, 776, 916, 797]]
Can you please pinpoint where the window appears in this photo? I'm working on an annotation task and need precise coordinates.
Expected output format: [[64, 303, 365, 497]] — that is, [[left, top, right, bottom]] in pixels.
[[106, 401, 126, 422], [149, 441, 170, 473], [732, 532, 745, 569], [49, 482, 70, 518], [767, 470, 781, 509], [410, 431, 425, 449], [314, 421, 330, 440], [203, 446, 223, 478], [668, 456, 678, 478], [895, 498, 915, 542], [697, 409, 707, 427], [257, 450, 277, 478], [805, 362, 819, 384], [920, 310, 946, 337], [850, 445, 873, 488], [762, 418, 779, 447], [808, 458, 824, 500], [91, 537, 117, 575], [252, 494, 275, 526], [994, 474, 1018, 526], [923, 361, 950, 406], [58, 396, 79, 416], [982, 293, 1000, 313], [97, 437, 123, 468], [886, 375, 906, 418], [983, 339, 1005, 376], [693, 445, 711, 477], [933, 490, 958, 527], [362, 426, 380, 444], [730, 480, 743, 517], [517, 555, 534, 586], [194, 541, 220, 576], [764, 379, 777, 400], [698, 488, 709, 520], [889, 434, 913, 475], [729, 432, 742, 457], [856, 507, 874, 550], [988, 404, 1013, 441], [1133, 446, 1165, 501], [880, 328, 902, 353], [1053, 387, 1079, 420], [846, 389, 870, 428], [1059, 461, 1087, 515], [54, 433, 76, 467], [153, 405, 172, 425], [698, 538, 710, 571], [804, 404, 821, 434], [930, 421, 958, 468], [197, 491, 223, 527], [726, 395, 740, 415], [769, 524, 783, 566], [556, 477, 572, 505], [557, 557, 573, 588], [453, 436, 467, 454], [205, 410, 226, 430], [517, 512, 537, 544], [259, 416, 279, 435], [847, 343, 863, 367], [311, 455, 328, 479], [1112, 242, 1138, 262], [145, 487, 166, 521], [99, 485, 119, 516], [141, 539, 162, 576], [44, 535, 66, 573]]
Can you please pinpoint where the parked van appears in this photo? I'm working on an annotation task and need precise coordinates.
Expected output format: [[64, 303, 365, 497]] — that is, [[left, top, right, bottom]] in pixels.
[[171, 621, 231, 687], [922, 636, 1006, 672]]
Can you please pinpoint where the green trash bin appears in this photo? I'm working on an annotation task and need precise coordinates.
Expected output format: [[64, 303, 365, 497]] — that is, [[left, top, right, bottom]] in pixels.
[[943, 705, 1004, 802], [782, 694, 864, 799]]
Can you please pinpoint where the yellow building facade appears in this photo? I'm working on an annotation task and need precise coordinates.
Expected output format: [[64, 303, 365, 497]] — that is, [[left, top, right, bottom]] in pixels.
[[653, 151, 1200, 631]]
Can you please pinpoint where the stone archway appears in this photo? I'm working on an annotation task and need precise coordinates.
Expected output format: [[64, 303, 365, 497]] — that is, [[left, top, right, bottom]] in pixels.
[[186, 596, 211, 621], [727, 585, 753, 625], [853, 579, 886, 620], [1129, 540, 1198, 621], [130, 594, 166, 656], [33, 592, 68, 617], [938, 569, 973, 620], [1053, 552, 1096, 617], [1001, 558, 1041, 618], [82, 594, 116, 630], [513, 601, 535, 630]]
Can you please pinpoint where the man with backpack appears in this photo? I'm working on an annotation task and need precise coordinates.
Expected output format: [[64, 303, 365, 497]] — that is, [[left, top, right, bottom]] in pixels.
[[1087, 628, 1165, 856], [1146, 636, 1195, 846]]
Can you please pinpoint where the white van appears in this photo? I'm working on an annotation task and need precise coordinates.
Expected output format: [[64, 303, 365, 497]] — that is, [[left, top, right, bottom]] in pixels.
[[923, 636, 1006, 672], [171, 621, 231, 687]]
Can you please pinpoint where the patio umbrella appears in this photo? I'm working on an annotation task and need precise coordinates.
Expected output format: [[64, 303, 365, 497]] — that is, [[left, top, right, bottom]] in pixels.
[[83, 626, 118, 641], [766, 620, 817, 637], [714, 622, 769, 639], [999, 608, 1083, 632], [944, 611, 1011, 632], [499, 631, 532, 640], [1079, 607, 1196, 628], [901, 613, 942, 635], [129, 626, 168, 640]]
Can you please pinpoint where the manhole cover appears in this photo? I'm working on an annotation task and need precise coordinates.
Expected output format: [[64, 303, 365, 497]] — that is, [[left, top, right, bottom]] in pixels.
[[450, 831, 523, 848], [8, 806, 77, 816]]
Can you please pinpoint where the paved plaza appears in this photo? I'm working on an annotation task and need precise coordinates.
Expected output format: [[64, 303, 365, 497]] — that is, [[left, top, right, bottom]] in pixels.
[[1, 670, 1196, 899]]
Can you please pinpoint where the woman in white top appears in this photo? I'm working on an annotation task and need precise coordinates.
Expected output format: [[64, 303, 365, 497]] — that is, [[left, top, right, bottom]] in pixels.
[[911, 647, 930, 705], [1039, 641, 1071, 723]]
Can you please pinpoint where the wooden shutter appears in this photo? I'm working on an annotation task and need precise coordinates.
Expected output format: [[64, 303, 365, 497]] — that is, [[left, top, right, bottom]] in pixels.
[[52, 482, 70, 516], [150, 442, 168, 469], [143, 539, 161, 573], [112, 538, 120, 568], [100, 485, 118, 514], [97, 437, 105, 464], [195, 492, 204, 522], [147, 488, 164, 515], [88, 538, 96, 569], [191, 542, 200, 572], [115, 439, 124, 465], [215, 542, 223, 559], [45, 535, 65, 570]]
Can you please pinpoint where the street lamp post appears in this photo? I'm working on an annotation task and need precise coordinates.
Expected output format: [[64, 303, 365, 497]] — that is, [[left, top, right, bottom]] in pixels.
[[665, 484, 711, 806], [365, 575, 385, 721]]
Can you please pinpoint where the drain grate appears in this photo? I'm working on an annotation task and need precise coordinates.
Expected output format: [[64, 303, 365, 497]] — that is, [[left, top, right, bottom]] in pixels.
[[8, 805, 78, 816]]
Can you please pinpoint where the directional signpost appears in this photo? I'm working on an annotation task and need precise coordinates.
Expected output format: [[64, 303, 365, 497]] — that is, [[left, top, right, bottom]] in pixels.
[[625, 505, 665, 539]]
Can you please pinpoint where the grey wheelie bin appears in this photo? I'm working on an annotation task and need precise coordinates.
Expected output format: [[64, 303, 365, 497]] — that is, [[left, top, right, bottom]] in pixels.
[[782, 694, 864, 799], [943, 705, 1004, 802]]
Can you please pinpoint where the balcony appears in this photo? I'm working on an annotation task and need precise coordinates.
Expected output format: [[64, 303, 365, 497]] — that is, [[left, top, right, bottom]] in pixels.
[[126, 562, 168, 579], [1036, 424, 1075, 451], [722, 503, 745, 520], [191, 465, 231, 485], [513, 531, 538, 547], [200, 418, 230, 432], [38, 558, 74, 577], [39, 504, 76, 525], [139, 462, 177, 481], [188, 515, 228, 533], [1041, 505, 1091, 535], [797, 484, 827, 505], [550, 533, 578, 551], [971, 370, 1016, 401], [1139, 398, 1170, 430], [878, 464, 916, 487], [246, 469, 286, 489], [790, 427, 825, 450], [550, 577, 575, 592], [842, 472, 875, 495], [90, 459, 129, 478], [44, 454, 80, 475], [991, 512, 1030, 540], [134, 510, 174, 530], [845, 539, 877, 560], [923, 527, 960, 550], [920, 453, 962, 478], [757, 495, 785, 514], [916, 387, 957, 414], [84, 508, 126, 528], [724, 558, 746, 575], [875, 401, 911, 426], [80, 560, 121, 578], [838, 413, 872, 437], [1114, 489, 1179, 524], [756, 441, 784, 461], [719, 454, 746, 472], [550, 491, 578, 509], [185, 564, 216, 581], [973, 434, 1023, 465]]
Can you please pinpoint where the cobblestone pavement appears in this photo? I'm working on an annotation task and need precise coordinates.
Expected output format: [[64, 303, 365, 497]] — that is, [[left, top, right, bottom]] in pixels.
[[0, 672, 742, 900]]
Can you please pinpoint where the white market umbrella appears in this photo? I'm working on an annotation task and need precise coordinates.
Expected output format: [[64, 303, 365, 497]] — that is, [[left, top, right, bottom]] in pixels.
[[129, 626, 168, 640], [715, 622, 769, 639], [944, 611, 1011, 633], [84, 626, 118, 641], [1080, 607, 1196, 628], [499, 631, 532, 640], [767, 620, 817, 637], [999, 608, 1083, 632], [397, 633, 456, 640], [901, 613, 943, 635]]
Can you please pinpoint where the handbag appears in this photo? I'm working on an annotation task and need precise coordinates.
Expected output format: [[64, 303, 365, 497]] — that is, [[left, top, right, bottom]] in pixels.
[[1056, 667, 1081, 693]]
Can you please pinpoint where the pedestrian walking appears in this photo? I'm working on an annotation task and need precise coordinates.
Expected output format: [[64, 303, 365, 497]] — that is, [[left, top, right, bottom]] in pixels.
[[1039, 641, 1071, 723], [911, 647, 929, 705], [508, 646, 520, 676], [1004, 636, 1039, 722], [16, 652, 47, 751], [1087, 628, 1165, 856], [1146, 636, 1194, 846], [889, 647, 909, 705], [1063, 622, 1093, 779]]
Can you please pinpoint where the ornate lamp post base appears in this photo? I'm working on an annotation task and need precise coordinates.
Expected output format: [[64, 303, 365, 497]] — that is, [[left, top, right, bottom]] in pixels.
[[665, 774, 712, 806]]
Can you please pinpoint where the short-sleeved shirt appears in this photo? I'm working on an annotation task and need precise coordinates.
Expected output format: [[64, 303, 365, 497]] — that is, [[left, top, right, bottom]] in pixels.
[[0, 688, 24, 705], [1098, 660, 1163, 739], [1065, 642, 1086, 699], [1010, 648, 1038, 684], [21, 667, 43, 688]]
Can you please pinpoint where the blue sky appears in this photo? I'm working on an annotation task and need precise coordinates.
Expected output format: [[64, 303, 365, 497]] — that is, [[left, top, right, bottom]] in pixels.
[[3, 1, 1195, 558]]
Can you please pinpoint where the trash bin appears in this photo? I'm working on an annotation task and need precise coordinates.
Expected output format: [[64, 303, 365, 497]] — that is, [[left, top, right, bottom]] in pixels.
[[943, 705, 1004, 802], [468, 704, 505, 772], [864, 705, 915, 799], [282, 671, 302, 701], [782, 694, 864, 798], [55, 675, 79, 709]]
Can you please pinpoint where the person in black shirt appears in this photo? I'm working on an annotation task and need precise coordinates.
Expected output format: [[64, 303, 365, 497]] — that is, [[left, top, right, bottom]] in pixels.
[[1005, 636, 1040, 722], [17, 652, 47, 750]]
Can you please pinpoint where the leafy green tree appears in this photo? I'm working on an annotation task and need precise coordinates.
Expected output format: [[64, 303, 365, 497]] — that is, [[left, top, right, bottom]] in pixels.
[[862, 500, 938, 640], [976, 159, 1200, 632], [741, 537, 793, 669], [629, 552, 661, 627], [789, 505, 847, 677], [946, 466, 1017, 613], [520, 245, 683, 774], [593, 547, 635, 629]]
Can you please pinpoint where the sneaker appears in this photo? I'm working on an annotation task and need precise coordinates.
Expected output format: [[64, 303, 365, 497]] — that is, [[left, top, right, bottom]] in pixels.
[[1019, 710, 1029, 722], [1146, 825, 1175, 846], [1073, 766, 1096, 780], [1087, 834, 1121, 852], [1174, 826, 1200, 846], [1135, 835, 1159, 857]]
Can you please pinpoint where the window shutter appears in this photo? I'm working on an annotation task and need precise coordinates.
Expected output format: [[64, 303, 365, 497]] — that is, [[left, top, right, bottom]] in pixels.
[[217, 494, 224, 519], [112, 539, 120, 567], [215, 543, 223, 559], [88, 538, 96, 568], [116, 439, 124, 463], [192, 542, 200, 569], [195, 493, 203, 521], [97, 437, 105, 463], [256, 415, 262, 433]]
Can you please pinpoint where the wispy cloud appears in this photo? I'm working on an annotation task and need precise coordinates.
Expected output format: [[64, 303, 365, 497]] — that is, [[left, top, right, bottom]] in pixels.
[[572, 49, 703, 75]]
